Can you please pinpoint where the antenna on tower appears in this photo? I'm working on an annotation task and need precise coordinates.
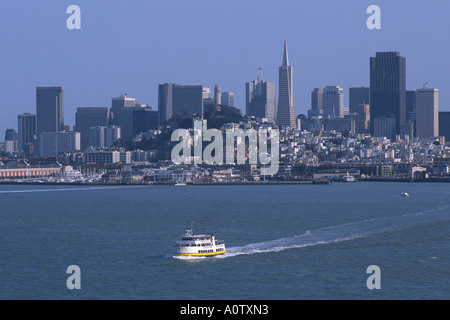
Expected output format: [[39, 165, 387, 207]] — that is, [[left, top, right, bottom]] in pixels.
[[423, 82, 428, 89], [257, 68, 263, 82]]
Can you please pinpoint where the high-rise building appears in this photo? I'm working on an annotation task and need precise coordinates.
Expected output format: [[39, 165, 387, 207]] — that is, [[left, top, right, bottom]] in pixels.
[[406, 90, 416, 121], [221, 92, 235, 108], [158, 83, 174, 125], [112, 95, 158, 143], [4, 128, 18, 154], [75, 107, 110, 150], [18, 113, 36, 156], [439, 111, 450, 141], [246, 69, 276, 123], [370, 52, 406, 137], [214, 85, 221, 110], [321, 86, 345, 118], [277, 41, 296, 128], [36, 87, 64, 135], [416, 88, 439, 138], [356, 104, 370, 133], [158, 83, 203, 123], [111, 94, 136, 121], [311, 88, 324, 111], [36, 86, 64, 156], [349, 87, 370, 114], [90, 126, 121, 148]]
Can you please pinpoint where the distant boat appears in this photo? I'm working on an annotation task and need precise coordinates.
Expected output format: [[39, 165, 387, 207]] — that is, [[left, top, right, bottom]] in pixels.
[[175, 182, 187, 186], [401, 192, 410, 197], [343, 172, 356, 182]]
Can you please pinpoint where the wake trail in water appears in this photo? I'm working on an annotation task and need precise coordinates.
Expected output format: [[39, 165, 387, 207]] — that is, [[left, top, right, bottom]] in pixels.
[[218, 205, 450, 259]]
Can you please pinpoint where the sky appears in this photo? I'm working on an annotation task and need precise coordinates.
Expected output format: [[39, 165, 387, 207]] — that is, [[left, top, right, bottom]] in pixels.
[[1, 0, 449, 138]]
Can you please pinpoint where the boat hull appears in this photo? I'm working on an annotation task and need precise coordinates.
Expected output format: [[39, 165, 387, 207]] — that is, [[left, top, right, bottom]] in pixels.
[[177, 250, 226, 257]]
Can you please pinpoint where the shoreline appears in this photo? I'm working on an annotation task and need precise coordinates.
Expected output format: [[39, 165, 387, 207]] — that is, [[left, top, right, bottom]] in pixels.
[[0, 178, 449, 186]]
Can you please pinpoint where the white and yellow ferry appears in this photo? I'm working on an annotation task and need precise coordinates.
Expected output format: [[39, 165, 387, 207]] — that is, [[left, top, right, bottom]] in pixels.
[[175, 226, 226, 257]]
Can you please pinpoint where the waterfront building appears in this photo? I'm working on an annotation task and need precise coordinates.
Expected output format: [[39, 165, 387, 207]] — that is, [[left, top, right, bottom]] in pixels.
[[84, 149, 121, 164]]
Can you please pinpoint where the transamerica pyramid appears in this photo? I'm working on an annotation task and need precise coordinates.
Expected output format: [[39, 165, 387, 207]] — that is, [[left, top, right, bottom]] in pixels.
[[276, 41, 296, 128]]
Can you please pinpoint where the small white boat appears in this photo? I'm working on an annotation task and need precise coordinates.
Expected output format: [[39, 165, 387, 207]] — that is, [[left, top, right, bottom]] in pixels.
[[401, 192, 410, 197], [175, 182, 187, 186], [175, 225, 226, 257], [343, 172, 356, 182]]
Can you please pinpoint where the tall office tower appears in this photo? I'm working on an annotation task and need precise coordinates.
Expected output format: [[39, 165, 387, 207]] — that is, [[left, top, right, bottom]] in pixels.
[[246, 69, 276, 123], [39, 132, 80, 157], [113, 94, 158, 143], [370, 52, 406, 137], [349, 87, 370, 114], [75, 107, 110, 150], [214, 85, 221, 110], [18, 113, 37, 156], [321, 86, 345, 118], [311, 88, 324, 111], [158, 83, 204, 123], [36, 87, 64, 134], [416, 88, 439, 138], [406, 90, 416, 121], [439, 111, 450, 141], [4, 128, 18, 154], [277, 41, 296, 128], [356, 104, 370, 133], [221, 92, 235, 108], [158, 83, 174, 125], [90, 126, 121, 148], [173, 85, 203, 118], [111, 94, 136, 121]]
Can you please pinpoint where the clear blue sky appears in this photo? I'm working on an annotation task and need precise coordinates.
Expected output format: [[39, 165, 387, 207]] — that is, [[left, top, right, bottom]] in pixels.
[[1, 0, 449, 137]]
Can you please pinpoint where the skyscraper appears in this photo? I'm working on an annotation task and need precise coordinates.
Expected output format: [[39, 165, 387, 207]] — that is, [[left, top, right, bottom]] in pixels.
[[214, 85, 221, 111], [221, 92, 235, 108], [36, 87, 64, 135], [349, 87, 370, 114], [311, 88, 324, 111], [439, 111, 450, 141], [75, 107, 110, 150], [370, 52, 406, 137], [246, 69, 276, 123], [4, 128, 18, 154], [158, 83, 174, 125], [36, 86, 64, 156], [416, 88, 439, 138], [277, 41, 296, 128], [18, 113, 36, 156], [321, 86, 345, 118], [158, 83, 203, 123]]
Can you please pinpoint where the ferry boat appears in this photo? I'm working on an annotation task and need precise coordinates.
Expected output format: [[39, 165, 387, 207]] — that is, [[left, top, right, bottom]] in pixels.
[[175, 225, 226, 257]]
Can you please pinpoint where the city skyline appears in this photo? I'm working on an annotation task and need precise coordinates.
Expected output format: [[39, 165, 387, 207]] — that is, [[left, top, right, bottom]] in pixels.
[[1, 0, 450, 137]]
